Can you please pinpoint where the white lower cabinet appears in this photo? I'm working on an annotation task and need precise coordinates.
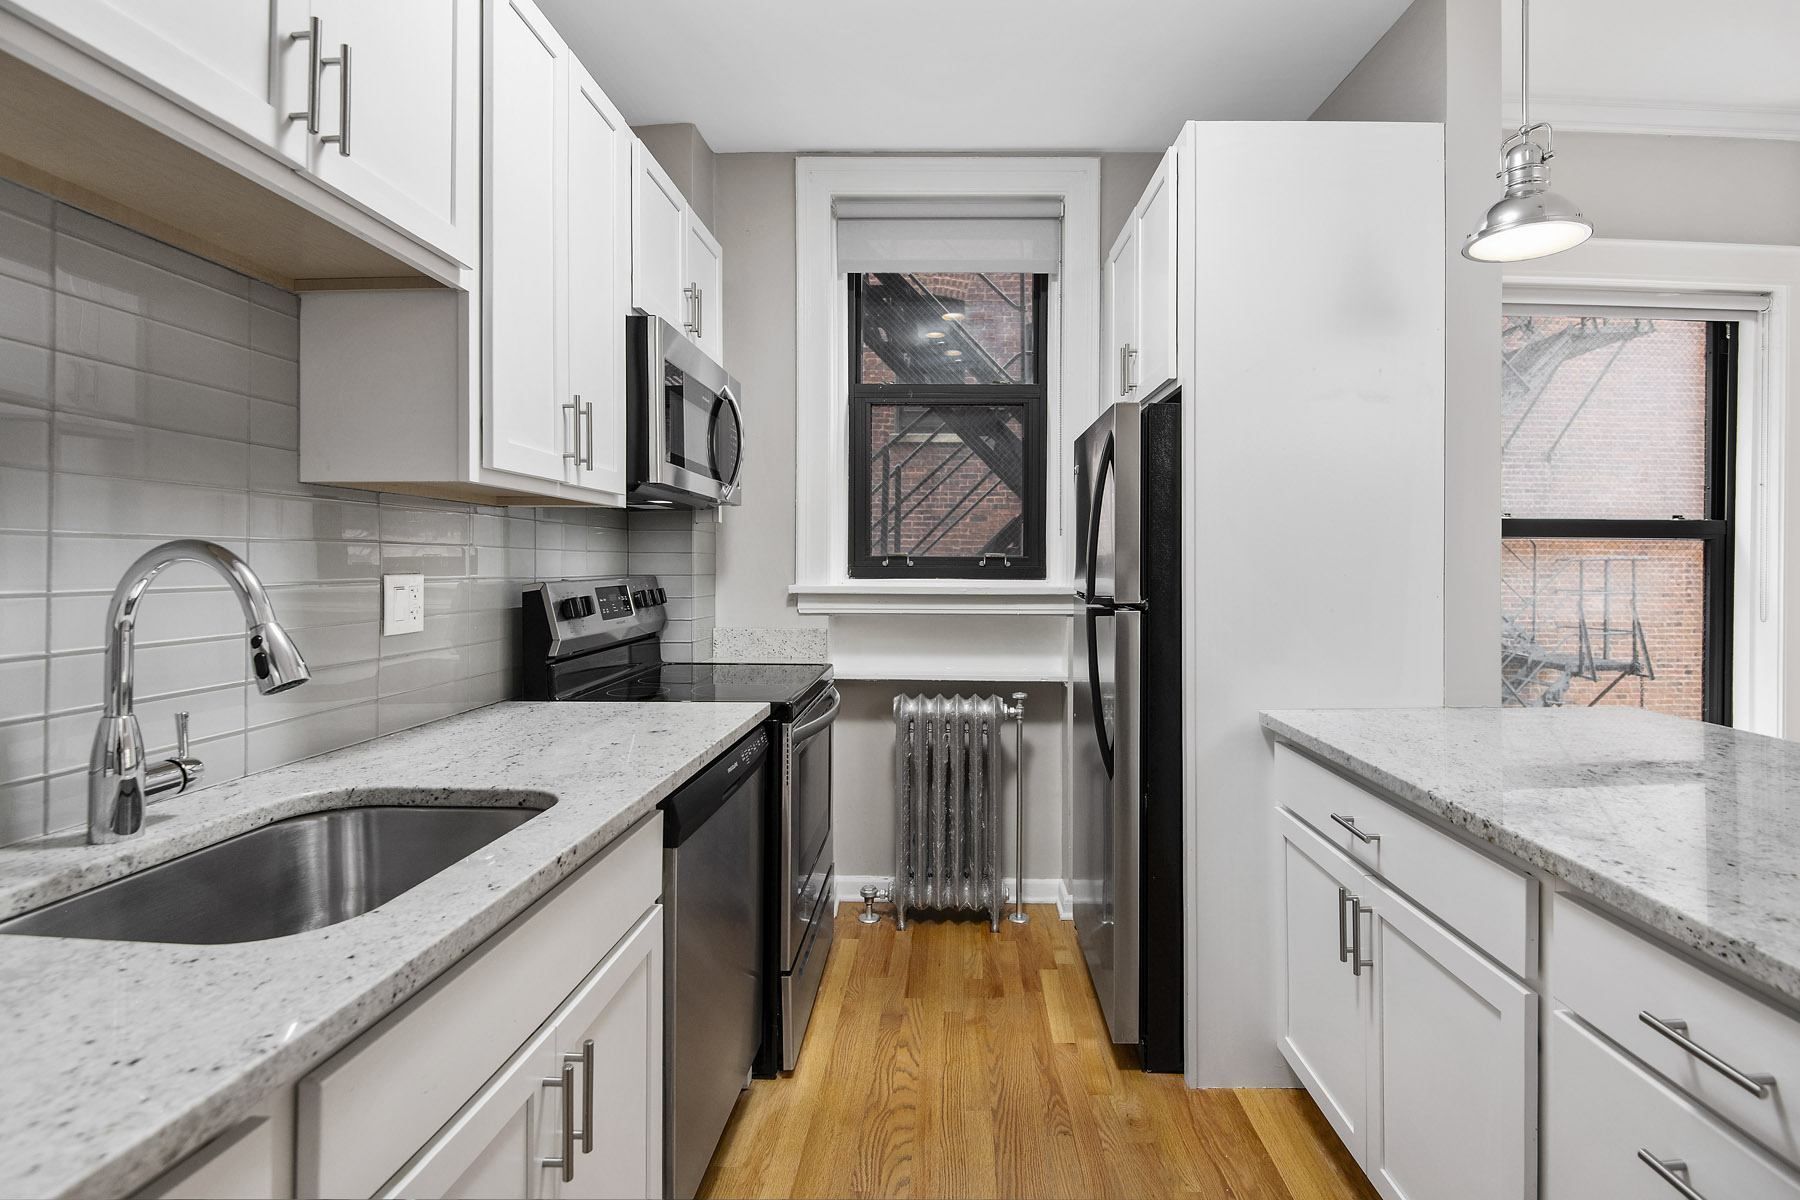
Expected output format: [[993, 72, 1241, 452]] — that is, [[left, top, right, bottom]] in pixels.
[[296, 814, 665, 1200], [1365, 878, 1536, 1200], [383, 907, 664, 1200], [1277, 810, 1536, 1200], [1546, 1011, 1800, 1199]]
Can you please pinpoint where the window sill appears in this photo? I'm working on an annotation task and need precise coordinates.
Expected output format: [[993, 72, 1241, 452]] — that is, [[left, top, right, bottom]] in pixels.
[[790, 581, 1072, 616]]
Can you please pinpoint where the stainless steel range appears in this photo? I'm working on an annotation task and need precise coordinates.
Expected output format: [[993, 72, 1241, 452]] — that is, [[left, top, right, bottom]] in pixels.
[[520, 575, 838, 1196]]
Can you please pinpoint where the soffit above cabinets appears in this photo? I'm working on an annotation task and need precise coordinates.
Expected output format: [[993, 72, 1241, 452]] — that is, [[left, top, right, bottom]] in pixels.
[[538, 0, 1413, 152]]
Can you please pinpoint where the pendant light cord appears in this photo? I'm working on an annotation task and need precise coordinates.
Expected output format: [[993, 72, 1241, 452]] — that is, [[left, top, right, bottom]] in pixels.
[[1520, 0, 1530, 132]]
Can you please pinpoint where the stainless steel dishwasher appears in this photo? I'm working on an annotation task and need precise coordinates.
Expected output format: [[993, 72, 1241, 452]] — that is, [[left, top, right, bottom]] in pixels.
[[661, 724, 769, 1200]]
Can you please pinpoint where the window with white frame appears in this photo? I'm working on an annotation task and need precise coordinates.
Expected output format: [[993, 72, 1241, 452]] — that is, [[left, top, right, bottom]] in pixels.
[[791, 158, 1099, 613]]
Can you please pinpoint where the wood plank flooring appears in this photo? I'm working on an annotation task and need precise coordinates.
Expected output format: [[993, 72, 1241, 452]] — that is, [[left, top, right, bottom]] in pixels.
[[700, 903, 1376, 1199]]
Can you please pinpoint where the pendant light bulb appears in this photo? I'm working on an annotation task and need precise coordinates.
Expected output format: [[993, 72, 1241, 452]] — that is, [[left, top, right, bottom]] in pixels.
[[1463, 0, 1593, 263]]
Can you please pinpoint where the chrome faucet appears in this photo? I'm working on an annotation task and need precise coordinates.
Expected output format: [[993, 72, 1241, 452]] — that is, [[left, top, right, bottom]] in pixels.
[[89, 539, 310, 844]]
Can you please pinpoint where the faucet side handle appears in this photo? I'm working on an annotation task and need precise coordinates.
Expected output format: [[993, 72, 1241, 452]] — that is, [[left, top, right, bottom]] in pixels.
[[146, 711, 205, 798]]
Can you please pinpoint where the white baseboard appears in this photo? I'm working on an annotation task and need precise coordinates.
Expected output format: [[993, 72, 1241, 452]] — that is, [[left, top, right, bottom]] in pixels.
[[836, 874, 1064, 907], [1056, 878, 1074, 921]]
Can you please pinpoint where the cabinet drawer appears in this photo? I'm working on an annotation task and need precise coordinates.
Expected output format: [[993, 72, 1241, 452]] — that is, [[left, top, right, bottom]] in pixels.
[[297, 812, 662, 1199], [1546, 1011, 1800, 1199], [1273, 745, 1533, 975], [1552, 894, 1800, 1165]]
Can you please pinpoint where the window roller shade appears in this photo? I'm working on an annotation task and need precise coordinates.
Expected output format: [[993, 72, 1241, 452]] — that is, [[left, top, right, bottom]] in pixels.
[[835, 198, 1062, 275]]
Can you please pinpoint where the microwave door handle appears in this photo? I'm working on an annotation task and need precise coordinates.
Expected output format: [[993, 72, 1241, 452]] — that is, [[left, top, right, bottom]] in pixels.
[[717, 386, 745, 502]]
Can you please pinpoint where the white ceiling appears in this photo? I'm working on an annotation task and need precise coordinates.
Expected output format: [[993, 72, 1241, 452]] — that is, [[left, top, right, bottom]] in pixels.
[[539, 0, 1413, 153], [1501, 0, 1800, 140]]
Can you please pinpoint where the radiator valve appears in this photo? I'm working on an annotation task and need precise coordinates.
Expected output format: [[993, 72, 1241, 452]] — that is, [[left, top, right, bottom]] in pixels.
[[858, 884, 889, 925]]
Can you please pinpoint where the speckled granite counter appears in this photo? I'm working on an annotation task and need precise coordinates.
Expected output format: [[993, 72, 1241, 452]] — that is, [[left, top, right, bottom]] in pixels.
[[0, 700, 768, 1200], [1261, 706, 1800, 1008]]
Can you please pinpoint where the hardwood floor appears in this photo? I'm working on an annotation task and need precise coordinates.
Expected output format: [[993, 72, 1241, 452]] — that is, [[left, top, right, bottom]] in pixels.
[[700, 903, 1376, 1199]]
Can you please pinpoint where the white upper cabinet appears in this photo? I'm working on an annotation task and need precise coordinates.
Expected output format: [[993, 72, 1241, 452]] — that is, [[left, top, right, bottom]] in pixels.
[[484, 0, 571, 484], [9, 0, 477, 268], [302, 0, 481, 267], [632, 143, 728, 364], [566, 60, 633, 496], [1104, 148, 1176, 402], [631, 143, 687, 328], [5, 0, 312, 163], [1103, 218, 1138, 400], [1132, 149, 1177, 398], [683, 213, 724, 361]]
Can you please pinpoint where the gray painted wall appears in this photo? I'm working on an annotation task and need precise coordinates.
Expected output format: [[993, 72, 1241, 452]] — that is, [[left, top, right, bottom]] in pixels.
[[1551, 132, 1800, 247], [1100, 152, 1161, 249], [1311, 0, 1501, 709]]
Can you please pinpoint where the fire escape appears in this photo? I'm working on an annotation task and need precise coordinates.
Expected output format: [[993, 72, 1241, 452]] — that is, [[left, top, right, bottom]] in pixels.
[[860, 273, 1029, 563], [1499, 314, 1659, 708]]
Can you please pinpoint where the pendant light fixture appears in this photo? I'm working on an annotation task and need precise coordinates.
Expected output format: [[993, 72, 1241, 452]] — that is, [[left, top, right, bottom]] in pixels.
[[1462, 0, 1592, 262]]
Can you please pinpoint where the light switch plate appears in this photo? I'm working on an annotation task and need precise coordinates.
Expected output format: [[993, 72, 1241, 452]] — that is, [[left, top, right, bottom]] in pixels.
[[382, 574, 425, 636]]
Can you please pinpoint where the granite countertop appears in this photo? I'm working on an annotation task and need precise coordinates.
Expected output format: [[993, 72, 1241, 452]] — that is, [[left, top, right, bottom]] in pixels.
[[0, 700, 769, 1200], [1261, 706, 1800, 1007]]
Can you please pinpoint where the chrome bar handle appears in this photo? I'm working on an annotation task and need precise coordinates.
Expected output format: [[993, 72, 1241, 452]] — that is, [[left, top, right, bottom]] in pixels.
[[1337, 886, 1351, 962], [543, 1062, 575, 1183], [582, 399, 595, 470], [1637, 1151, 1706, 1200], [1351, 898, 1373, 976], [684, 284, 702, 337], [1330, 812, 1381, 845], [1126, 345, 1140, 391], [562, 401, 581, 463], [319, 43, 350, 157], [1639, 1012, 1777, 1098], [562, 1039, 594, 1155], [1118, 344, 1132, 395], [286, 17, 322, 133], [174, 711, 191, 759]]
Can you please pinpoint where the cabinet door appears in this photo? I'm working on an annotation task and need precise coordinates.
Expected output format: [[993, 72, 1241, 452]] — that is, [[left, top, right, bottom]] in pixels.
[[683, 212, 724, 361], [484, 0, 572, 483], [566, 61, 631, 498], [379, 1021, 564, 1200], [1133, 149, 1177, 397], [1104, 220, 1138, 399], [556, 907, 663, 1200], [302, 0, 479, 266], [1277, 816, 1371, 1163], [631, 142, 687, 328], [1365, 884, 1536, 1200], [10, 0, 310, 161]]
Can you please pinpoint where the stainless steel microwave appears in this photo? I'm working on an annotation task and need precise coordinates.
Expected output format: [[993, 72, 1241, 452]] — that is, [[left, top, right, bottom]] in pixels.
[[626, 314, 744, 508]]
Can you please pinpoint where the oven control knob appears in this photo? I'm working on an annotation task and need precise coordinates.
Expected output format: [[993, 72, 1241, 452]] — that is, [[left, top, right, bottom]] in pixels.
[[555, 595, 594, 621], [654, 587, 668, 606], [632, 589, 649, 608]]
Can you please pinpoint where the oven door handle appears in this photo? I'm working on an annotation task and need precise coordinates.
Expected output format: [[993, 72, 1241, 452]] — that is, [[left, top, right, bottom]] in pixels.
[[792, 686, 841, 744]]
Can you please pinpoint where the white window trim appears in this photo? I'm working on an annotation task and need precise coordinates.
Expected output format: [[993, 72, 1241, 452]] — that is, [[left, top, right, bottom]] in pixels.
[[790, 156, 1100, 616], [1505, 238, 1799, 737]]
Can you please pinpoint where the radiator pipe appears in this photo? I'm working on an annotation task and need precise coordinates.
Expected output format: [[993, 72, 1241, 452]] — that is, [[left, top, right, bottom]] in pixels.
[[1007, 691, 1029, 925]]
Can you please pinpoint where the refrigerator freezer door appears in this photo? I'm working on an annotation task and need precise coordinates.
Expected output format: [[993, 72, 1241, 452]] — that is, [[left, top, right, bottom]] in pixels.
[[1073, 402, 1142, 605], [1072, 604, 1142, 1049]]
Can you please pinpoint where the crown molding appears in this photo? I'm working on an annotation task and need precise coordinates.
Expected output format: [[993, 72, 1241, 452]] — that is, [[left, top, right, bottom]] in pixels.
[[1500, 93, 1800, 142]]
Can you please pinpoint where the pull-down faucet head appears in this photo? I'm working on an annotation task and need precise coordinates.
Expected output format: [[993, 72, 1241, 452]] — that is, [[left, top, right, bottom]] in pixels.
[[89, 539, 310, 843]]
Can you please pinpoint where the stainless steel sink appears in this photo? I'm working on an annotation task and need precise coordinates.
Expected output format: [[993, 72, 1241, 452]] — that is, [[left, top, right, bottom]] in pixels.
[[0, 804, 547, 944]]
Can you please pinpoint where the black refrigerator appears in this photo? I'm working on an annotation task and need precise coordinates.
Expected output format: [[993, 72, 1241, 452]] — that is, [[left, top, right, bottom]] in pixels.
[[1071, 393, 1184, 1073]]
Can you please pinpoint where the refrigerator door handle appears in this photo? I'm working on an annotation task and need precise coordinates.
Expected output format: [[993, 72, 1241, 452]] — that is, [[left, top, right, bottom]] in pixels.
[[1086, 606, 1115, 778], [1084, 432, 1114, 602]]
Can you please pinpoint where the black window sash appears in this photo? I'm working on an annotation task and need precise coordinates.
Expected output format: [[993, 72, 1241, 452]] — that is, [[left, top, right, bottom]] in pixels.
[[1500, 320, 1738, 724], [847, 273, 1050, 580]]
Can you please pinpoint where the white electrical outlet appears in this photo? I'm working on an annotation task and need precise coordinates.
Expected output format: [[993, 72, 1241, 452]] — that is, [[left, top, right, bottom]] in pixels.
[[382, 574, 425, 636]]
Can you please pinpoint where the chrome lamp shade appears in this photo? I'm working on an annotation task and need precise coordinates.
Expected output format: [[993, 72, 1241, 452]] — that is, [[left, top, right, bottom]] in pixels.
[[1463, 125, 1592, 263]]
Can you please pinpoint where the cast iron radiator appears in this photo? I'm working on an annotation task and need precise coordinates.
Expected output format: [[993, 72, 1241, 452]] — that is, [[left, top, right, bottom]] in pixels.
[[892, 693, 1023, 931]]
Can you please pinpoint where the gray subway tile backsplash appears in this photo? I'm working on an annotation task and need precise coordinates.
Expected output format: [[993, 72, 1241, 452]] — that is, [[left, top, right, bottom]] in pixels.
[[0, 180, 715, 847]]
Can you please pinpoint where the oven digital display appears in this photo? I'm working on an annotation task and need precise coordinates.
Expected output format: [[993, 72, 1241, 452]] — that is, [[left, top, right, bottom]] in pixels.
[[594, 585, 633, 619]]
